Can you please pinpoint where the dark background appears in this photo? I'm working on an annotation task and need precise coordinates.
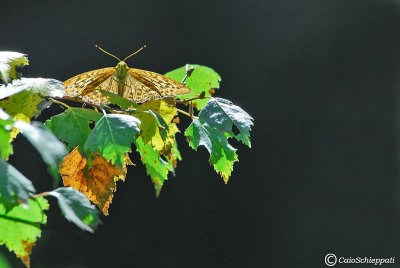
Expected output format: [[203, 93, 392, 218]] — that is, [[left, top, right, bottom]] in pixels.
[[1, 0, 400, 267]]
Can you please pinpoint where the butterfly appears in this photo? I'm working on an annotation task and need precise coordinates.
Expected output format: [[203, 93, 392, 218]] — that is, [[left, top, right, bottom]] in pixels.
[[63, 45, 191, 105]]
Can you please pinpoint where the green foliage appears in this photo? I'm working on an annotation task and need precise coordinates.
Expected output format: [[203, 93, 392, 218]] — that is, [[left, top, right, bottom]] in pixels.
[[185, 98, 254, 183], [100, 89, 139, 109], [197, 97, 254, 147], [0, 50, 254, 267], [135, 137, 171, 196], [0, 159, 35, 210], [0, 52, 28, 85], [165, 64, 221, 109], [45, 107, 103, 150], [0, 78, 64, 99], [84, 113, 140, 167], [0, 197, 48, 267], [0, 109, 14, 160], [14, 121, 67, 179], [48, 187, 102, 233]]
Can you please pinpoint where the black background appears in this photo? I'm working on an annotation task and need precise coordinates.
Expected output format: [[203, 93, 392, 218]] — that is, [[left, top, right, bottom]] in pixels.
[[1, 0, 400, 267]]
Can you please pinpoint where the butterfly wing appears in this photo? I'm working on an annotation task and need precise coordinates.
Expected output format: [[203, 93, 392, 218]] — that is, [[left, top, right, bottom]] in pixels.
[[127, 68, 191, 102], [63, 67, 116, 104]]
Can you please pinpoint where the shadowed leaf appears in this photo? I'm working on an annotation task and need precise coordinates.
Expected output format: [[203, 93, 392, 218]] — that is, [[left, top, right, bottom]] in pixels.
[[49, 187, 102, 232], [45, 108, 102, 150], [0, 159, 35, 210], [14, 121, 67, 179]]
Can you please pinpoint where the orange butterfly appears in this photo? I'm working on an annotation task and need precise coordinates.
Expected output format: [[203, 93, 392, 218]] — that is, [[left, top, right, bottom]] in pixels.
[[63, 45, 191, 105]]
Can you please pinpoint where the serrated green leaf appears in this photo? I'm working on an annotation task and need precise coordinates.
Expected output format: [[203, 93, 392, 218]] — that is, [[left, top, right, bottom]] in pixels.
[[133, 99, 178, 152], [185, 117, 238, 183], [45, 108, 102, 150], [14, 121, 67, 179], [0, 78, 64, 99], [165, 64, 221, 109], [0, 52, 28, 85], [0, 159, 35, 210], [0, 91, 46, 123], [84, 114, 140, 167], [199, 97, 254, 147], [135, 137, 171, 196], [48, 187, 102, 233], [0, 196, 48, 267], [184, 98, 253, 182], [100, 90, 139, 109]]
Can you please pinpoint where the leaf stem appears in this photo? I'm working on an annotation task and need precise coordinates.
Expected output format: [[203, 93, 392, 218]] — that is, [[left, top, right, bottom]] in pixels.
[[51, 98, 71, 109], [173, 95, 211, 104], [176, 108, 192, 117]]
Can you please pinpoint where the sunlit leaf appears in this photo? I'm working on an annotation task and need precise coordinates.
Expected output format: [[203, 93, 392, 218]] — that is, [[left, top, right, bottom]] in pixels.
[[134, 99, 178, 152], [199, 97, 254, 147], [0, 197, 48, 268], [59, 147, 131, 215], [84, 113, 140, 167], [165, 64, 221, 109], [0, 52, 28, 85], [0, 78, 64, 100], [135, 137, 171, 196]]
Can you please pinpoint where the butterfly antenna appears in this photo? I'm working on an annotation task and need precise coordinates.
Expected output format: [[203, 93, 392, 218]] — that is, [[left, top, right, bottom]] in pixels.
[[95, 45, 121, 62], [123, 45, 147, 62]]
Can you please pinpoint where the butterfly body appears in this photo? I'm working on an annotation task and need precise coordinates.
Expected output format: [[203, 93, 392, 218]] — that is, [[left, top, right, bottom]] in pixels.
[[64, 47, 191, 105]]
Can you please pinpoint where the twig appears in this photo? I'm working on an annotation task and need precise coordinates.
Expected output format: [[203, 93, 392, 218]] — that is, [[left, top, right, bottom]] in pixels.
[[53, 96, 126, 114], [181, 64, 195, 84], [176, 108, 192, 117], [173, 95, 210, 104]]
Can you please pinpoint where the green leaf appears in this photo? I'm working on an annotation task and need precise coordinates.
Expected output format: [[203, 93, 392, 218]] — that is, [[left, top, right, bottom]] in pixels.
[[84, 114, 140, 167], [0, 159, 35, 210], [14, 121, 67, 179], [0, 51, 28, 85], [0, 91, 46, 123], [45, 108, 103, 150], [0, 127, 12, 160], [165, 64, 221, 109], [199, 97, 254, 147], [0, 196, 48, 267], [184, 98, 253, 182], [0, 109, 15, 160], [135, 137, 170, 196], [99, 90, 139, 109], [48, 187, 102, 233], [133, 99, 178, 152], [0, 78, 64, 99], [185, 118, 237, 183]]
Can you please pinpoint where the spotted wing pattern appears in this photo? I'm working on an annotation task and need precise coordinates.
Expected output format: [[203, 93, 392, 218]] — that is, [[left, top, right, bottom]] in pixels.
[[63, 66, 191, 105], [63, 67, 116, 104], [128, 68, 191, 101]]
